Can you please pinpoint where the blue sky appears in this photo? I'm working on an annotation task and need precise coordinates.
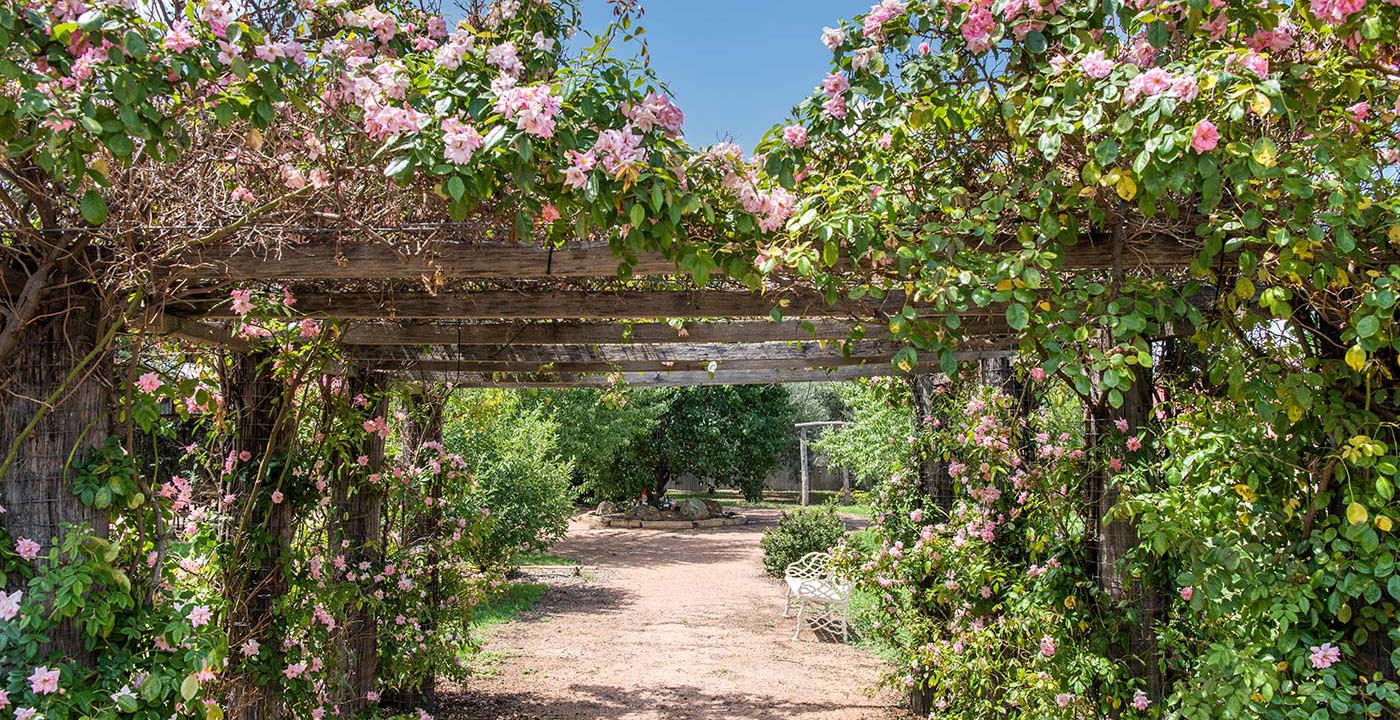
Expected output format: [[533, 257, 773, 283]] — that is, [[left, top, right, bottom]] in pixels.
[[579, 1, 861, 150]]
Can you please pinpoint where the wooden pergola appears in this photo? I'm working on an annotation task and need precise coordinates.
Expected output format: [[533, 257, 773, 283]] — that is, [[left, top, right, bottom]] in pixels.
[[151, 233, 1196, 387]]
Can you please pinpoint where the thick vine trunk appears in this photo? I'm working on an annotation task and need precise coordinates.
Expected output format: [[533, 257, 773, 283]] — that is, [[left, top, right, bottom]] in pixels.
[[0, 282, 112, 662], [1086, 364, 1164, 701], [332, 373, 386, 712], [910, 373, 953, 513], [225, 351, 295, 720], [386, 385, 446, 710]]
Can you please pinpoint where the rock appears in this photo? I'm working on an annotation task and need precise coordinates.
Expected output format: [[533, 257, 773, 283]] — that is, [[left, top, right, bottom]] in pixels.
[[626, 504, 663, 521], [702, 499, 724, 516], [677, 498, 712, 521], [596, 500, 618, 516]]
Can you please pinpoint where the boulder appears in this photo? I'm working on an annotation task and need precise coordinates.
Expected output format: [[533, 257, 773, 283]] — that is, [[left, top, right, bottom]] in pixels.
[[677, 498, 712, 521], [702, 499, 724, 516], [626, 503, 663, 521], [596, 500, 618, 516]]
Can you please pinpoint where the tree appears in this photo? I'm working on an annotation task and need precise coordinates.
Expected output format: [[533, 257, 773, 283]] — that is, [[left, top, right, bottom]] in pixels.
[[536, 385, 797, 503]]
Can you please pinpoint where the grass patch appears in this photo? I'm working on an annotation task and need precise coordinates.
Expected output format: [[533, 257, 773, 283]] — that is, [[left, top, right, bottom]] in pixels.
[[473, 582, 547, 634], [512, 551, 577, 567]]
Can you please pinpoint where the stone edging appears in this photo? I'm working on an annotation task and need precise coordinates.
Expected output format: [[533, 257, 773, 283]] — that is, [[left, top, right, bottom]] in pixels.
[[587, 515, 749, 530]]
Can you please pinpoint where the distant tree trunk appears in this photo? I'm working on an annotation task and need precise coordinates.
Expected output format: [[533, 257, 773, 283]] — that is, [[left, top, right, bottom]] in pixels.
[[225, 351, 295, 720], [0, 282, 113, 663], [333, 372, 386, 713]]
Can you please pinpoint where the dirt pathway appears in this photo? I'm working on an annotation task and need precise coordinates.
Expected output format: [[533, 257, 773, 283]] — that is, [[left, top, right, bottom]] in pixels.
[[444, 509, 902, 720]]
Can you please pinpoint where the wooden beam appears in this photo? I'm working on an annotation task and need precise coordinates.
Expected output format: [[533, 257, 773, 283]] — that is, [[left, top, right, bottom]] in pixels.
[[167, 235, 1214, 285], [348, 339, 907, 364], [339, 318, 898, 346], [361, 347, 1015, 375], [391, 363, 945, 388], [171, 242, 681, 282], [172, 289, 911, 321]]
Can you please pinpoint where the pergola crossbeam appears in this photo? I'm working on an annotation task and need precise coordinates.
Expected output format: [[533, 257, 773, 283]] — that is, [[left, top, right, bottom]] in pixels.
[[170, 289, 913, 321], [390, 363, 947, 388]]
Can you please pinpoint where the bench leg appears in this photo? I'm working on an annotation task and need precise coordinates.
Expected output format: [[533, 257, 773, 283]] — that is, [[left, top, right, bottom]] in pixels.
[[792, 601, 805, 641], [782, 587, 795, 618]]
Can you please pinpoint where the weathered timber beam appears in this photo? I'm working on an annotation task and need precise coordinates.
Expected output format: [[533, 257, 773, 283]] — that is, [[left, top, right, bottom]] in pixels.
[[170, 242, 681, 282], [338, 318, 900, 346], [362, 347, 1015, 375], [363, 357, 898, 374], [171, 289, 911, 321], [391, 363, 946, 388], [348, 339, 907, 364], [166, 235, 1212, 284]]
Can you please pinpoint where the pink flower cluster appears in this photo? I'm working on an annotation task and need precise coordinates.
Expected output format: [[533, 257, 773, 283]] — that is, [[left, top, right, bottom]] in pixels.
[[863, 0, 908, 40], [722, 171, 797, 233], [961, 4, 996, 54], [1123, 68, 1198, 105], [442, 117, 484, 164], [1310, 0, 1365, 24], [494, 84, 561, 138], [623, 92, 685, 137], [822, 72, 850, 119]]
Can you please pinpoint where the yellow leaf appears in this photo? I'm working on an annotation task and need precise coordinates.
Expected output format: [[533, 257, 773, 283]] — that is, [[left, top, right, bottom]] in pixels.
[[1115, 175, 1137, 201], [91, 157, 111, 179], [1388, 226, 1400, 246], [995, 279, 1014, 291], [1346, 345, 1367, 372], [1377, 516, 1393, 532], [247, 127, 263, 153], [1250, 92, 1272, 117], [1235, 276, 1255, 299], [1347, 501, 1369, 525]]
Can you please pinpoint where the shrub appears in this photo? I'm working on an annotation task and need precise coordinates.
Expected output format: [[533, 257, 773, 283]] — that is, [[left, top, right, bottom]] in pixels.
[[760, 505, 847, 577], [443, 390, 577, 569]]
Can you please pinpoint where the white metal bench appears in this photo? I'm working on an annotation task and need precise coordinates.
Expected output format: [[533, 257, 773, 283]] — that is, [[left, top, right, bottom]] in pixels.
[[783, 551, 852, 642]]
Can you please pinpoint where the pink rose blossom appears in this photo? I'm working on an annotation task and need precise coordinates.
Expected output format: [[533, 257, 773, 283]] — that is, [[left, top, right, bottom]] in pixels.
[[1131, 690, 1151, 710], [1310, 642, 1342, 669], [1191, 119, 1219, 153], [188, 605, 213, 628], [15, 538, 40, 561], [783, 124, 808, 148], [137, 372, 163, 394], [1179, 586, 1194, 601], [28, 667, 59, 694], [1079, 50, 1113, 79]]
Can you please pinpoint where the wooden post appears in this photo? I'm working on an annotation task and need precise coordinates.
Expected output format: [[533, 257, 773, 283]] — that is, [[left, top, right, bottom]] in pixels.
[[333, 372, 386, 713], [224, 350, 295, 720], [841, 468, 851, 505], [799, 427, 810, 507], [910, 373, 954, 513], [0, 283, 113, 662]]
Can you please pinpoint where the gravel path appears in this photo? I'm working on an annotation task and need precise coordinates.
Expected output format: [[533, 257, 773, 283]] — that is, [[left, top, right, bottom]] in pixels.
[[444, 508, 902, 720]]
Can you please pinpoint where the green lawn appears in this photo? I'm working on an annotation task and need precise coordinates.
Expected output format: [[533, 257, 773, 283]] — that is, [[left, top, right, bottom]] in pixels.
[[511, 551, 578, 567], [472, 582, 547, 633]]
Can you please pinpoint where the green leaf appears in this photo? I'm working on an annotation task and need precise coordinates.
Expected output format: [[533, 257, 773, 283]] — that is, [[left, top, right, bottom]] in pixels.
[[1388, 575, 1400, 601], [1356, 314, 1380, 338], [383, 156, 413, 177], [180, 673, 200, 701], [103, 133, 134, 157], [80, 189, 108, 225], [1006, 303, 1030, 331], [1095, 139, 1119, 166], [1024, 30, 1047, 54], [628, 203, 645, 228], [1347, 502, 1369, 525]]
